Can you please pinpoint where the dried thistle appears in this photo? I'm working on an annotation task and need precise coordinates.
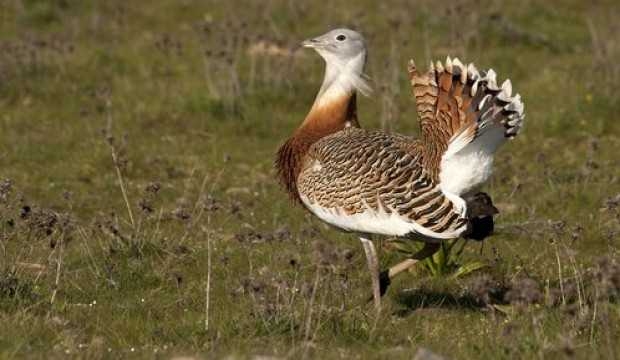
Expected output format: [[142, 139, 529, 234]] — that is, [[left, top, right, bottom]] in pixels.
[[504, 277, 543, 306], [466, 274, 507, 306]]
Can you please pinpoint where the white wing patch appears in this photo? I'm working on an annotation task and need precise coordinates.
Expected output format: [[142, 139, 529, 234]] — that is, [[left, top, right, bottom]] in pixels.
[[440, 126, 502, 196], [300, 195, 465, 241], [439, 64, 525, 196]]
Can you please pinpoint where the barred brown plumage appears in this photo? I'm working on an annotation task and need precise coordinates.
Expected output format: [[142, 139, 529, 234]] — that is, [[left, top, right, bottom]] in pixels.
[[275, 28, 525, 310], [298, 128, 467, 239]]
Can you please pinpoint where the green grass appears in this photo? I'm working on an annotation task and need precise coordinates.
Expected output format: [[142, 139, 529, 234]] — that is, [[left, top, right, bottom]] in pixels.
[[1, 0, 620, 358]]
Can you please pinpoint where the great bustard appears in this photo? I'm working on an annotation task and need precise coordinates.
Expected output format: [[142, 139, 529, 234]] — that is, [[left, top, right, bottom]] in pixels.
[[276, 28, 524, 309]]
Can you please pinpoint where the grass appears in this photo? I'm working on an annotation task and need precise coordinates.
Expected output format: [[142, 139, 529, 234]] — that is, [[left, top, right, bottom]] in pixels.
[[1, 0, 620, 358]]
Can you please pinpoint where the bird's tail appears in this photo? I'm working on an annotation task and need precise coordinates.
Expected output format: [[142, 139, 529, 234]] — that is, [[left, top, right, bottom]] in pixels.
[[463, 192, 498, 241], [409, 57, 526, 159]]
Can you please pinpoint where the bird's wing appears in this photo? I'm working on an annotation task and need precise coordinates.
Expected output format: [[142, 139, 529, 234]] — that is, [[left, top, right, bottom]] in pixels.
[[409, 57, 525, 194], [409, 58, 524, 166], [296, 128, 468, 241]]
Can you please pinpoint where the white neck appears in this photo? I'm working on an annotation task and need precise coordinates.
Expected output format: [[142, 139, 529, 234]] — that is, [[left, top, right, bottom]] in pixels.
[[313, 51, 370, 108]]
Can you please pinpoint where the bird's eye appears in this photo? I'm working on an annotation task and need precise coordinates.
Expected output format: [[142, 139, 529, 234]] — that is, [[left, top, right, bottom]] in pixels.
[[336, 34, 346, 41]]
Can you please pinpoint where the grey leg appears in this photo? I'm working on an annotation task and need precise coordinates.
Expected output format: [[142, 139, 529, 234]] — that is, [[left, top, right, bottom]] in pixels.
[[359, 237, 381, 310]]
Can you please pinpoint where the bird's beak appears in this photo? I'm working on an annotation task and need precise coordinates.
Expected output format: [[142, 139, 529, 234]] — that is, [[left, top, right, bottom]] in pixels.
[[301, 37, 324, 49]]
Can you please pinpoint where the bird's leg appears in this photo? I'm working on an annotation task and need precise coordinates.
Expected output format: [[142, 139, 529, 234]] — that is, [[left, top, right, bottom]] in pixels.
[[359, 236, 381, 310], [379, 242, 441, 296]]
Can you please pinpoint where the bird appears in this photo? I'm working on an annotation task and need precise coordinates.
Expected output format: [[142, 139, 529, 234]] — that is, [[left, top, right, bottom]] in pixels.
[[275, 28, 525, 309]]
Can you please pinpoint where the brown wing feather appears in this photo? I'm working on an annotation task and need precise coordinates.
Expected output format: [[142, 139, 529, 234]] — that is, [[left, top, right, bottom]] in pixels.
[[408, 57, 525, 178]]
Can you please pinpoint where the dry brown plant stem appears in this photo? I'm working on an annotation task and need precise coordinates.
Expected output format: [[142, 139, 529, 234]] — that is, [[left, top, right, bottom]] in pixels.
[[50, 232, 64, 305], [110, 147, 135, 228], [301, 268, 321, 359], [204, 215, 212, 332], [106, 105, 135, 228], [554, 242, 566, 305]]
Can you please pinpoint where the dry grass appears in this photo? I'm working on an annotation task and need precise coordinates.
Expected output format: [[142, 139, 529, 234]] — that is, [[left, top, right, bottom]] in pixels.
[[1, 0, 620, 358]]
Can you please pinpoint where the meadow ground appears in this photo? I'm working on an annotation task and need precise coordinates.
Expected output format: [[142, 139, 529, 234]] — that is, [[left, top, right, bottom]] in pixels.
[[1, 0, 620, 359]]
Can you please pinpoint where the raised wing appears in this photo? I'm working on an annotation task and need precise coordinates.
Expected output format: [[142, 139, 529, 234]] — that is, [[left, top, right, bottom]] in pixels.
[[408, 57, 525, 181]]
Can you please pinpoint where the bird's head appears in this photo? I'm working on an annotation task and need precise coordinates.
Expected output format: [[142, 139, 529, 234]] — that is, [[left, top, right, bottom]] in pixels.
[[302, 28, 367, 64], [302, 28, 371, 97]]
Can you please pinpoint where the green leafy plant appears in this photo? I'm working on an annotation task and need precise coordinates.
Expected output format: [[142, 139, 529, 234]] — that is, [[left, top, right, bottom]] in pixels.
[[387, 239, 487, 279]]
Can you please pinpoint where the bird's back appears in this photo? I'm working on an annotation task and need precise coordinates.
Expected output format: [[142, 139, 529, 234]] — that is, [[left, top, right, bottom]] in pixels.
[[297, 127, 468, 241]]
